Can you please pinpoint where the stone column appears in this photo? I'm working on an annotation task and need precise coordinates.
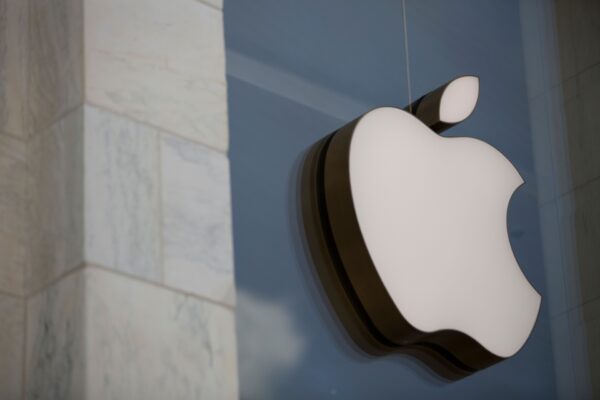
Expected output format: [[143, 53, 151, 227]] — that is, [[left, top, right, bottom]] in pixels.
[[0, 0, 238, 398]]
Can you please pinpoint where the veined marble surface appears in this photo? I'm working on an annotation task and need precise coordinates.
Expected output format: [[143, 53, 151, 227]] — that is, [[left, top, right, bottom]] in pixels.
[[26, 268, 86, 400], [84, 106, 161, 281], [28, 108, 84, 294], [0, 293, 24, 400], [85, 0, 228, 151], [85, 266, 238, 399], [0, 134, 28, 295], [26, 265, 238, 400], [5, 0, 237, 396], [27, 0, 84, 136], [24, 267, 238, 400], [162, 134, 235, 306]]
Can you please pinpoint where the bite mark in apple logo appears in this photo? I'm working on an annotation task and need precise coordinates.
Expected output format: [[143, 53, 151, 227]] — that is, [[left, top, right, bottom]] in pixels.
[[300, 76, 541, 380]]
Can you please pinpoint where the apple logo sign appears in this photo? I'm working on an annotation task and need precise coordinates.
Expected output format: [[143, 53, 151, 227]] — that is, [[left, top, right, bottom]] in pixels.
[[300, 76, 541, 379]]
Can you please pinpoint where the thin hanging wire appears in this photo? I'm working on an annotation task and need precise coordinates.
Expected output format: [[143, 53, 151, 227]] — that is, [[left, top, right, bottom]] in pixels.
[[401, 0, 413, 111]]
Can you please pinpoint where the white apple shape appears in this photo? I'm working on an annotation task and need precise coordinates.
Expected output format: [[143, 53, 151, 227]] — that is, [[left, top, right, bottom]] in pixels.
[[347, 106, 541, 358]]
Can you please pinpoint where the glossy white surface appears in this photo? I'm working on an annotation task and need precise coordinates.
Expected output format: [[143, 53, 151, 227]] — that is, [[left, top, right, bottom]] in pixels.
[[439, 76, 479, 124], [349, 107, 540, 358]]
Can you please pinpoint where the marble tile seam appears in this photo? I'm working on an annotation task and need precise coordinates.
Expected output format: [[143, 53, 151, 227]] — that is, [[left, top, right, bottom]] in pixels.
[[559, 59, 600, 85], [20, 260, 236, 311], [546, 174, 600, 207], [85, 101, 229, 156], [570, 174, 600, 195], [0, 288, 24, 300], [0, 290, 26, 303], [0, 130, 28, 144], [2, 97, 231, 155], [536, 167, 600, 209], [160, 131, 235, 307], [2, 101, 83, 146], [85, 262, 235, 312], [193, 0, 222, 12], [549, 293, 600, 321], [26, 103, 85, 142], [536, 179, 574, 207], [536, 177, 570, 207], [24, 262, 86, 301], [527, 60, 600, 102]]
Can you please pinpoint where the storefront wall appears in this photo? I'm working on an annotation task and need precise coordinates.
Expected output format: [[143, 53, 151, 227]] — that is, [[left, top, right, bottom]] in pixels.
[[226, 0, 597, 398]]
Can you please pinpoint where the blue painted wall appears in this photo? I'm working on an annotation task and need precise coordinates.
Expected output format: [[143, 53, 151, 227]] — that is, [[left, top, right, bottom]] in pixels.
[[225, 1, 557, 398]]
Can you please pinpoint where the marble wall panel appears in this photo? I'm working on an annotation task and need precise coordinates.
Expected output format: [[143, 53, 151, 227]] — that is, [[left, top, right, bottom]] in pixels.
[[84, 106, 161, 281], [27, 108, 84, 294], [0, 293, 24, 400], [85, 266, 238, 400], [3, 0, 237, 398], [0, 134, 28, 295], [161, 134, 234, 306], [25, 268, 86, 400], [0, 0, 27, 138], [25, 264, 238, 400], [27, 0, 84, 136], [85, 0, 228, 151]]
